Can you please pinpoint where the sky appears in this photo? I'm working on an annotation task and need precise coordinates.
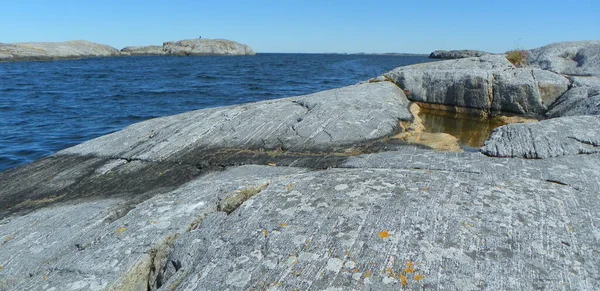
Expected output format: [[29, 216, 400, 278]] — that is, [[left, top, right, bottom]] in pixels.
[[1, 0, 598, 54]]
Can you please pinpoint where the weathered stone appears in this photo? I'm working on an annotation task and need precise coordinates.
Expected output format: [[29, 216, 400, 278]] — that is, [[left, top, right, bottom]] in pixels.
[[58, 82, 413, 161], [546, 87, 600, 118], [0, 40, 120, 62], [162, 39, 255, 56], [570, 76, 600, 88], [429, 49, 490, 59], [2, 40, 600, 291], [527, 40, 600, 76], [383, 54, 569, 115], [481, 116, 600, 158]]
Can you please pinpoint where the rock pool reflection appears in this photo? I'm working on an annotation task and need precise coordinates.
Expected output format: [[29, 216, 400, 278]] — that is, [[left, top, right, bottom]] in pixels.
[[418, 108, 529, 149]]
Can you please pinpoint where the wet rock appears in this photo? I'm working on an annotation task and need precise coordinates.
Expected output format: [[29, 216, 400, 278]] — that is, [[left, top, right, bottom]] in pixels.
[[429, 49, 490, 59], [0, 40, 120, 62], [481, 116, 600, 158], [527, 40, 600, 76], [383, 54, 569, 115]]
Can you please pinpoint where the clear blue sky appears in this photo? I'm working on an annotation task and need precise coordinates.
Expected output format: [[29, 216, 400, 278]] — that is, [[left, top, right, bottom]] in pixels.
[[1, 0, 598, 53]]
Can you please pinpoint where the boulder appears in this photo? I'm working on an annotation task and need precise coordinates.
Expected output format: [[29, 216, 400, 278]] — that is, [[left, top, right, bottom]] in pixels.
[[383, 54, 569, 115], [162, 39, 255, 56], [0, 40, 120, 62], [481, 116, 600, 158], [527, 40, 600, 76], [429, 49, 489, 59], [545, 87, 600, 118]]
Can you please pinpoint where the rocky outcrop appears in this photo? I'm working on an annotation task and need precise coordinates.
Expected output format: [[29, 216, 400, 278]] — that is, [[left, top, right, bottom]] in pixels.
[[527, 40, 600, 76], [120, 45, 165, 56], [481, 115, 600, 158], [2, 41, 600, 291], [0, 38, 256, 62], [120, 39, 256, 57], [429, 49, 489, 59], [162, 39, 255, 56], [59, 82, 411, 160], [545, 86, 600, 117], [0, 40, 120, 61], [382, 54, 570, 115]]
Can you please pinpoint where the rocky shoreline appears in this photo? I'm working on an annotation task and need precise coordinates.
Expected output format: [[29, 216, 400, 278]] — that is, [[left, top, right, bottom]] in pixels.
[[0, 40, 599, 290], [0, 38, 255, 62]]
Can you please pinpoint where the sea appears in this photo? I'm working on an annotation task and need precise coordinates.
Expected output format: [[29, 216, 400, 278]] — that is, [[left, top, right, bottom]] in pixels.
[[0, 54, 434, 173]]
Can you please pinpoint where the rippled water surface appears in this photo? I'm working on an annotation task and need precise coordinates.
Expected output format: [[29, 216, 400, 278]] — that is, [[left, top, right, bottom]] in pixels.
[[0, 54, 434, 172]]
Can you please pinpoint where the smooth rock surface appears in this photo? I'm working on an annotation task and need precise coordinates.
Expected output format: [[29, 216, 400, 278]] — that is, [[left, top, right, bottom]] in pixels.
[[383, 54, 569, 115], [481, 116, 600, 158], [527, 40, 600, 76], [58, 81, 412, 161], [0, 40, 120, 61], [429, 49, 490, 59], [2, 147, 599, 290]]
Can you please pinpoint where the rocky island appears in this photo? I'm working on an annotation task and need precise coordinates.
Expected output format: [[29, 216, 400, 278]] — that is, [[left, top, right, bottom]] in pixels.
[[0, 40, 599, 290], [0, 38, 255, 62]]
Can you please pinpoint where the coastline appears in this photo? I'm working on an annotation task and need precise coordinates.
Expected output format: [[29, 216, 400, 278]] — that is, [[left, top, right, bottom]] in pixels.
[[0, 40, 599, 290]]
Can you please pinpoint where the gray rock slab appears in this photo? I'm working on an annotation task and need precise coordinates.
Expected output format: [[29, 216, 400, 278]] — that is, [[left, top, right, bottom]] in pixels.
[[58, 82, 413, 162], [481, 116, 600, 158], [570, 76, 600, 88], [343, 145, 600, 193], [546, 87, 600, 118], [159, 164, 599, 290], [527, 40, 600, 76], [2, 151, 599, 290], [0, 165, 307, 290], [429, 49, 490, 59], [0, 40, 120, 62], [383, 55, 569, 115], [162, 39, 255, 56]]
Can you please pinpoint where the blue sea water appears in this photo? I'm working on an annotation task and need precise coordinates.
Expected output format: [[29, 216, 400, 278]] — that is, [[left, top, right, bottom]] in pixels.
[[0, 54, 433, 173]]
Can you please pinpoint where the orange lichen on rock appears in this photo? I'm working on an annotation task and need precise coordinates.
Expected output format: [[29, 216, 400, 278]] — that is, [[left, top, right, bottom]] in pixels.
[[378, 231, 390, 239]]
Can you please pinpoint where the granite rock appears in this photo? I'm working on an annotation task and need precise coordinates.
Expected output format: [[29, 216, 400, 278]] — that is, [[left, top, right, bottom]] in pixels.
[[545, 87, 600, 118], [527, 40, 600, 76], [383, 54, 569, 115], [481, 115, 600, 158], [58, 81, 412, 161]]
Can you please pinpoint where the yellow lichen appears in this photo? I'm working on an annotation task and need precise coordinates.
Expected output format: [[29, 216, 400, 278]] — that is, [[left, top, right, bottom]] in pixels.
[[280, 223, 288, 227], [116, 227, 126, 235], [414, 274, 424, 281], [400, 274, 408, 286], [285, 183, 295, 191], [363, 271, 372, 278], [262, 229, 268, 238], [378, 231, 390, 239]]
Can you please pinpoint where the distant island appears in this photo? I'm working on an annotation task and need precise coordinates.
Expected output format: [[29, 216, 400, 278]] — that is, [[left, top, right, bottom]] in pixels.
[[0, 38, 255, 62]]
